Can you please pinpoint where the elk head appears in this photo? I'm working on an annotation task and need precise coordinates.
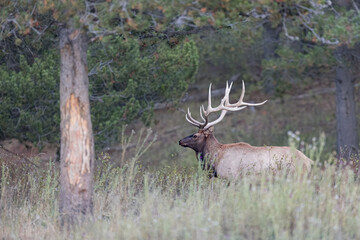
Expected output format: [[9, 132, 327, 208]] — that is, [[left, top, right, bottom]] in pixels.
[[179, 81, 267, 155], [179, 127, 214, 152]]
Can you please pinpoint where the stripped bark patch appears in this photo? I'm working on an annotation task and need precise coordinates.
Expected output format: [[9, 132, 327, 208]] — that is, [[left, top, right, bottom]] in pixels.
[[63, 94, 91, 186]]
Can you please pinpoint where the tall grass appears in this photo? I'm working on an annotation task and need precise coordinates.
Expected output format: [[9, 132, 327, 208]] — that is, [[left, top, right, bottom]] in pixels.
[[1, 131, 360, 239]]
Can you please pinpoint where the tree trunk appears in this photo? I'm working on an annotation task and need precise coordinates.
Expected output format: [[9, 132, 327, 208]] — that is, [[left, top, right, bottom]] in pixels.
[[262, 21, 281, 93], [263, 22, 281, 60], [59, 27, 94, 225], [334, 46, 359, 165]]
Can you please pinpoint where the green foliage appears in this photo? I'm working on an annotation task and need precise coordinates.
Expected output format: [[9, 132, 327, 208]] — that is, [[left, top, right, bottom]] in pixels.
[[89, 37, 199, 144], [316, 9, 360, 47], [0, 52, 60, 143], [0, 38, 199, 145], [261, 45, 335, 96], [197, 27, 263, 86], [2, 0, 360, 150]]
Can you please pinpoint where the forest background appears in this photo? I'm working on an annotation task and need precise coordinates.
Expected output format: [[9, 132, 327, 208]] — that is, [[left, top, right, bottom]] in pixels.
[[1, 0, 359, 166], [1, 0, 360, 238]]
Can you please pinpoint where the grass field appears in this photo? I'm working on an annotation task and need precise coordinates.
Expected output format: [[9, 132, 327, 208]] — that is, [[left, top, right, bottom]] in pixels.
[[1, 82, 360, 239], [1, 138, 360, 239]]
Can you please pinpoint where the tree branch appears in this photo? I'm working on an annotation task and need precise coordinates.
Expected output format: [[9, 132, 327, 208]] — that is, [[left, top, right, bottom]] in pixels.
[[138, 25, 216, 40], [282, 16, 299, 41]]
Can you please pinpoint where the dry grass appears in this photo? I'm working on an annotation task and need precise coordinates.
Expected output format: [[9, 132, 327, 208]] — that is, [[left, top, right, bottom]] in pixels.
[[1, 140, 360, 240], [0, 125, 358, 240]]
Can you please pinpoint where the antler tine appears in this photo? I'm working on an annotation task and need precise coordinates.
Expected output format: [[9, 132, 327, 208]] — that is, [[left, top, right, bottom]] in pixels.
[[239, 80, 245, 104], [186, 113, 201, 127], [199, 106, 206, 122], [207, 83, 213, 114], [187, 108, 203, 126], [200, 105, 209, 128], [184, 81, 267, 130], [203, 110, 227, 129], [204, 82, 233, 115], [224, 81, 233, 101], [227, 80, 268, 107]]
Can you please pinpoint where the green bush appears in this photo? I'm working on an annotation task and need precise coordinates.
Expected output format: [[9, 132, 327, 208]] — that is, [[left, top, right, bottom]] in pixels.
[[0, 38, 199, 146], [89, 37, 199, 145], [0, 53, 60, 143]]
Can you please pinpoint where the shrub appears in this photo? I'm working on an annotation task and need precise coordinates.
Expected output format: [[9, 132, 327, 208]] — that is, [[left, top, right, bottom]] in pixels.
[[0, 38, 199, 146]]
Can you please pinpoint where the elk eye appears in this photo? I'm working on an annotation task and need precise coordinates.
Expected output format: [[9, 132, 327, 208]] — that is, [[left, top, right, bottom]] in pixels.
[[193, 135, 198, 139]]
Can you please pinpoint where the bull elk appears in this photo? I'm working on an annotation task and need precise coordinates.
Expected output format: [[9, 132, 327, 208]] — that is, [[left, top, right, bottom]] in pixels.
[[179, 81, 312, 179]]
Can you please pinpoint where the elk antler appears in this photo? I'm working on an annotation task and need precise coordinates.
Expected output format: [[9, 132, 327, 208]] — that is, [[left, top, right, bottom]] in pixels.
[[186, 81, 267, 129]]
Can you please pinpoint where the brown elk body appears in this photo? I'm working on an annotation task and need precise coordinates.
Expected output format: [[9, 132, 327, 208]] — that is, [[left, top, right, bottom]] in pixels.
[[179, 81, 312, 179]]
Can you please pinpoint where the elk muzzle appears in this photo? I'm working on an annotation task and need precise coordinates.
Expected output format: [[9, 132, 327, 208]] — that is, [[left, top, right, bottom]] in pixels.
[[179, 139, 186, 146], [179, 134, 193, 147]]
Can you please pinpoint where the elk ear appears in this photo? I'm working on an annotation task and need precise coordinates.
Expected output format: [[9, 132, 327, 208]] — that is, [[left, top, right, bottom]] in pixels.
[[208, 126, 214, 133]]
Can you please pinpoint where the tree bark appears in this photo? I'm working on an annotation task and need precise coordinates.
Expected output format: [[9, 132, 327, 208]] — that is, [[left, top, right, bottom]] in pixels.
[[334, 46, 359, 165], [263, 22, 281, 60], [59, 27, 94, 225], [262, 21, 281, 93]]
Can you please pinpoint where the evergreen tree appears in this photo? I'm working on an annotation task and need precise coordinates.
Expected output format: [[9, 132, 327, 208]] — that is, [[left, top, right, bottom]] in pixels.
[[0, 0, 202, 223]]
